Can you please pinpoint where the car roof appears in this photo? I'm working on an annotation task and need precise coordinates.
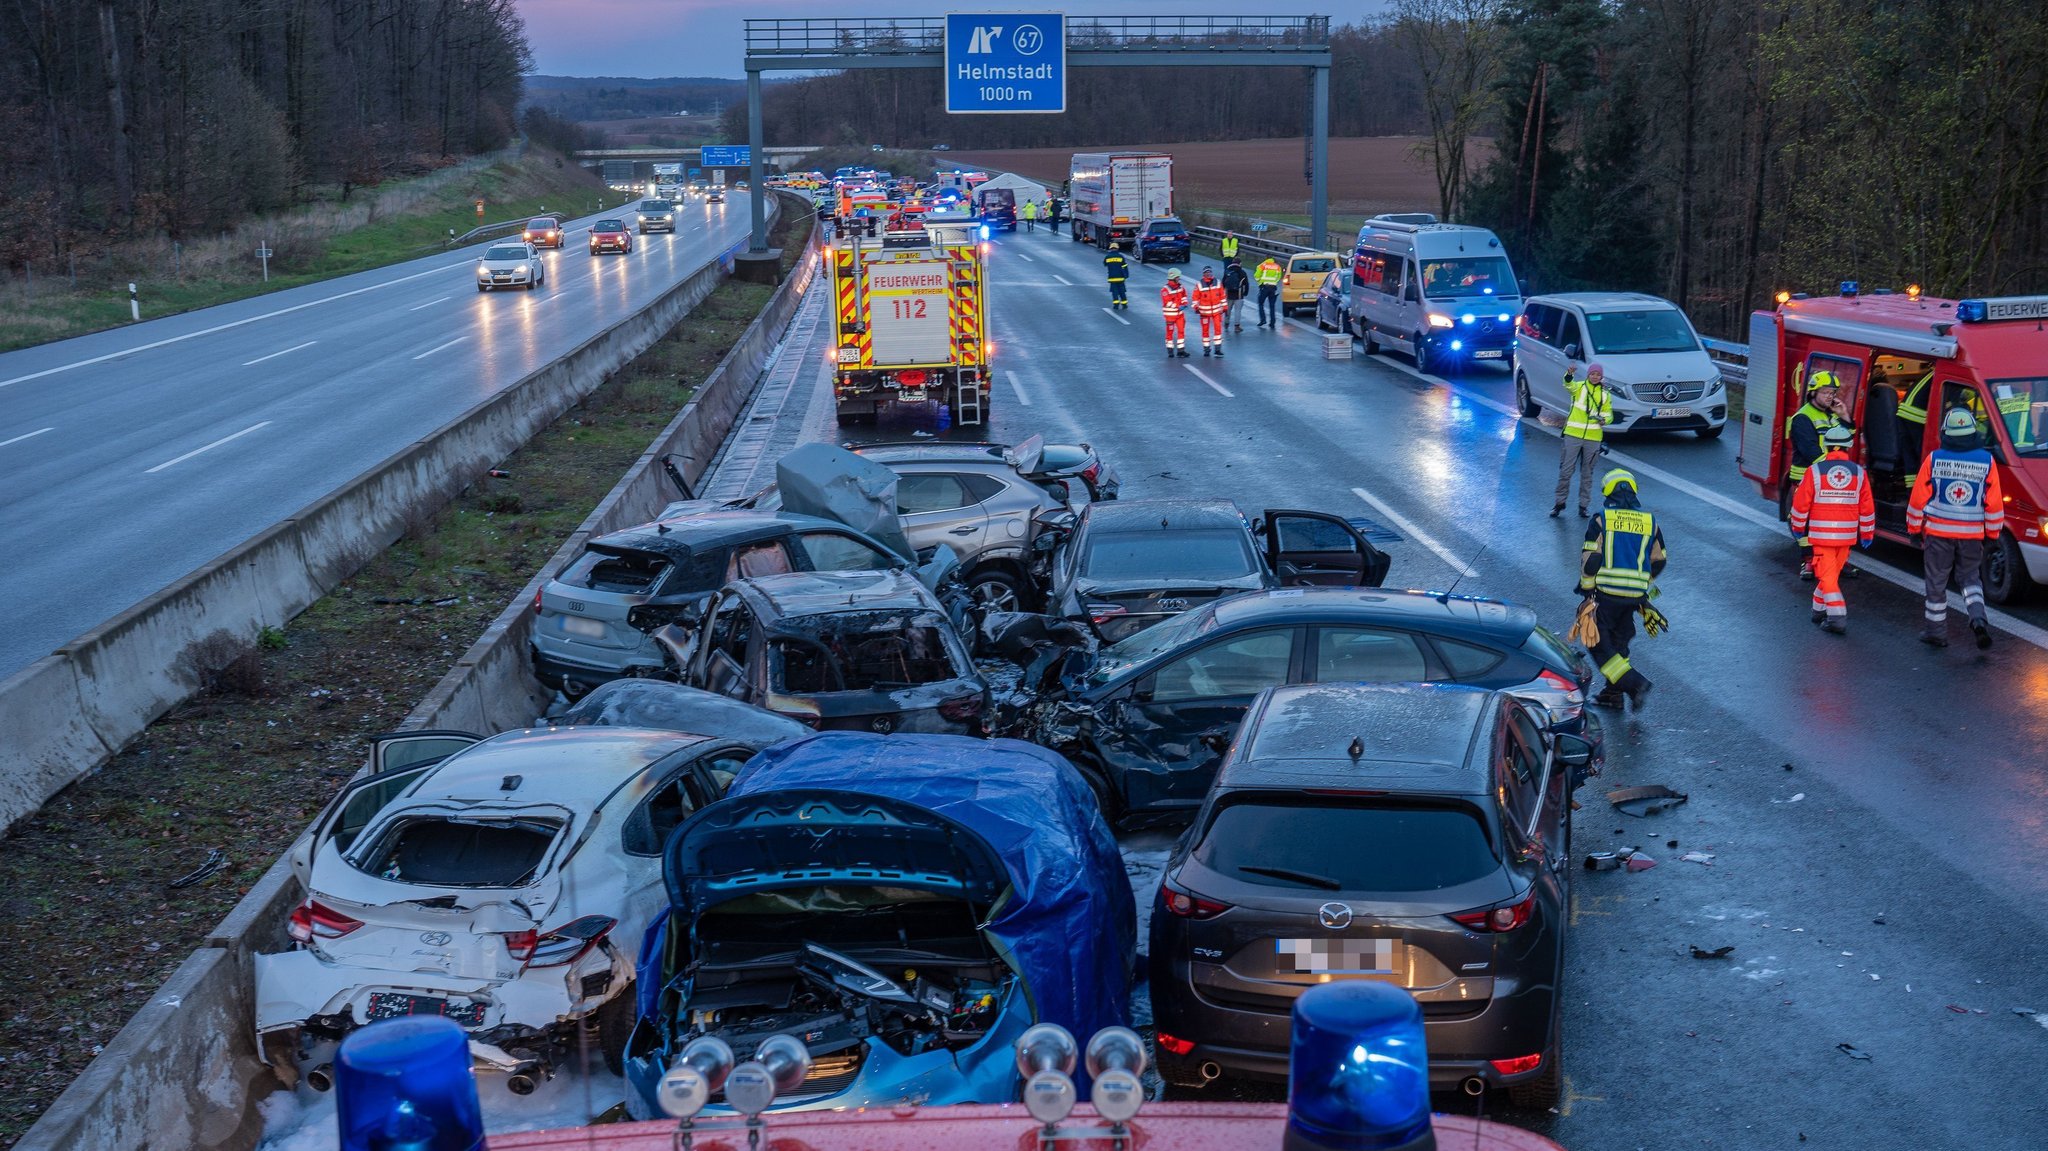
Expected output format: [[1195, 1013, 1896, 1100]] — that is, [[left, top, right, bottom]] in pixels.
[[854, 442, 1013, 465], [411, 727, 706, 809], [1287, 251, 1340, 261], [1217, 683, 1497, 796], [1530, 291, 1677, 312], [1082, 497, 1245, 533], [736, 568, 939, 620], [592, 509, 859, 559], [1204, 587, 1537, 645]]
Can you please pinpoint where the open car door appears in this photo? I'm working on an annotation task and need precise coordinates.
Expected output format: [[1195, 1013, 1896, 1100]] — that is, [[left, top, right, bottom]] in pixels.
[[288, 762, 438, 889], [365, 730, 479, 775], [1262, 509, 1390, 588]]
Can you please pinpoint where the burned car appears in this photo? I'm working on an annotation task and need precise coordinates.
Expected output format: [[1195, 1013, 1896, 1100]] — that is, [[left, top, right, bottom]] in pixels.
[[1049, 498, 1390, 643], [662, 569, 989, 735], [622, 732, 1134, 1116], [1021, 588, 1598, 825], [254, 725, 789, 1091], [548, 678, 811, 746]]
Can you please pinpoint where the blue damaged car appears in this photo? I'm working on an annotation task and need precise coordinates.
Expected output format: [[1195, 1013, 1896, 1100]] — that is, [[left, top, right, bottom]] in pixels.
[[623, 732, 1134, 1116]]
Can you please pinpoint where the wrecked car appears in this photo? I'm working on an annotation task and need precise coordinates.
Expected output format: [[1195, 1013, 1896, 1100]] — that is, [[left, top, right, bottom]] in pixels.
[[660, 569, 990, 736], [1021, 587, 1599, 825], [622, 731, 1134, 1117], [254, 725, 786, 1092], [1048, 498, 1390, 643], [548, 678, 811, 745]]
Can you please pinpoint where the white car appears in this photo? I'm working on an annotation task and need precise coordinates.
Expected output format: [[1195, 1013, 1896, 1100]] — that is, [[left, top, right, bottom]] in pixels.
[[476, 241, 544, 291], [1512, 291, 1730, 439], [254, 724, 778, 1092]]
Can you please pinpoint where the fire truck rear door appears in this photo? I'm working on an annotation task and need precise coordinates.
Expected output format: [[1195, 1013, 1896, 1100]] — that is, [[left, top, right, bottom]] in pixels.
[[865, 256, 953, 366]]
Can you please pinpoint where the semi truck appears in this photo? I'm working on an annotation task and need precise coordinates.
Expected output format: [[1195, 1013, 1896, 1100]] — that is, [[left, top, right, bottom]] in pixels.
[[1068, 152, 1174, 250], [827, 212, 992, 427]]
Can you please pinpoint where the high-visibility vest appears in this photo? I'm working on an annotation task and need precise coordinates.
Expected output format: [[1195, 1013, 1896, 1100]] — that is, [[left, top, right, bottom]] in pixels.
[[1194, 283, 1227, 315], [1790, 451, 1875, 545], [1897, 373, 1931, 427], [1254, 260, 1283, 287], [1585, 509, 1659, 598], [1907, 448, 2004, 538], [1021, 201, 1037, 220], [1221, 236, 1240, 258], [1160, 285, 1190, 316], [1784, 403, 1837, 481], [1103, 253, 1128, 281], [1563, 377, 1613, 441]]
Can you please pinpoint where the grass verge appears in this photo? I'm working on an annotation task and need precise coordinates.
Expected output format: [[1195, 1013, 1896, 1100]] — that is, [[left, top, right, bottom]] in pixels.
[[0, 150, 610, 353], [0, 206, 810, 1147]]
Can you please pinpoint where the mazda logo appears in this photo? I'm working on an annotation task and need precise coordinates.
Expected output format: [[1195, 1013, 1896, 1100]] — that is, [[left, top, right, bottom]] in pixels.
[[419, 931, 453, 946], [1661, 384, 1680, 402], [1318, 902, 1353, 930]]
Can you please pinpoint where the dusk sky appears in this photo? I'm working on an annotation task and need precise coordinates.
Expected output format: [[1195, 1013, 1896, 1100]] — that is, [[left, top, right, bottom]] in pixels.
[[516, 1, 1391, 80]]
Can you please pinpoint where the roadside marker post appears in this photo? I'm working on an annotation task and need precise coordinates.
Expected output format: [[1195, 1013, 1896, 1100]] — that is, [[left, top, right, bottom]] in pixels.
[[128, 282, 138, 321], [257, 244, 273, 282]]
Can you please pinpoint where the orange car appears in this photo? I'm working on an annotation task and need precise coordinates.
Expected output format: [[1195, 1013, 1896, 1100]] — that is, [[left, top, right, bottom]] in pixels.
[[522, 216, 564, 248]]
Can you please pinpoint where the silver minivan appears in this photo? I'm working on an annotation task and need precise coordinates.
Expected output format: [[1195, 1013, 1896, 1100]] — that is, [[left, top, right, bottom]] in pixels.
[[1345, 214, 1523, 374], [1512, 292, 1729, 440]]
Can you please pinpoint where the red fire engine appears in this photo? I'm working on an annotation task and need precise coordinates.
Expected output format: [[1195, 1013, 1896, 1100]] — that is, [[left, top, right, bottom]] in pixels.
[[1740, 286, 2048, 602]]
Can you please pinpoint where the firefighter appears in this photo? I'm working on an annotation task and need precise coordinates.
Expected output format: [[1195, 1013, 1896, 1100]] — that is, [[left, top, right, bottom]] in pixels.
[[1784, 370, 1851, 578], [1580, 469, 1667, 709], [1194, 266, 1228, 357], [1254, 257, 1283, 327], [1222, 258, 1251, 333], [1161, 268, 1191, 358], [1552, 362, 1615, 518], [1908, 407, 2004, 649], [1103, 244, 1130, 310], [1220, 231, 1240, 261], [1896, 371, 1932, 485], [1788, 425, 1875, 634]]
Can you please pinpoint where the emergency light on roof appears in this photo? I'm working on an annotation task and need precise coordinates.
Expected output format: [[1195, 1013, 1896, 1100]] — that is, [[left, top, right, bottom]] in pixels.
[[1840, 281, 1859, 297], [1957, 295, 2048, 322], [1287, 982, 1433, 1151], [335, 1017, 484, 1151]]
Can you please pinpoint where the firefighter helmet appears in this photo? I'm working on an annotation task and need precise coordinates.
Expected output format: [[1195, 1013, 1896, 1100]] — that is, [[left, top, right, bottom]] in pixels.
[[1166, 268, 1181, 281], [1823, 424, 1855, 449], [1808, 370, 1841, 392], [1601, 468, 1639, 497]]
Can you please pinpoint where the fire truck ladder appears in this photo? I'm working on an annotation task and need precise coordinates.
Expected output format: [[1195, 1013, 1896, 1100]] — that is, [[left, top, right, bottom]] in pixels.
[[954, 369, 983, 426]]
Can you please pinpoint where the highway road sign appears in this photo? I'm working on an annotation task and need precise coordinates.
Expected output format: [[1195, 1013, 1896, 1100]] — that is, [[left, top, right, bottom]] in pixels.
[[945, 13, 1064, 114], [700, 145, 750, 167]]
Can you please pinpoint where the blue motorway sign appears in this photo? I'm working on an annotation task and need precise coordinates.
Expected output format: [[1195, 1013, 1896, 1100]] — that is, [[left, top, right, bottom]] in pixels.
[[699, 145, 750, 167], [945, 13, 1065, 114]]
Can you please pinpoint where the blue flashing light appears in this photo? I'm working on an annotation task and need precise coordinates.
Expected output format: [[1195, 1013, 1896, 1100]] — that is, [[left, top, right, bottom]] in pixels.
[[1286, 983, 1432, 1150], [336, 1017, 484, 1151], [1956, 299, 1988, 323], [1839, 280, 1859, 297], [1459, 313, 1475, 324], [1449, 340, 1463, 351], [979, 224, 991, 241], [1481, 286, 1495, 294]]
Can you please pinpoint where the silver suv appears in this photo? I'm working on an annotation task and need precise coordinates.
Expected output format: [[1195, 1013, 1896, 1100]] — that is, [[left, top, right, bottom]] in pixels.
[[665, 438, 1117, 612]]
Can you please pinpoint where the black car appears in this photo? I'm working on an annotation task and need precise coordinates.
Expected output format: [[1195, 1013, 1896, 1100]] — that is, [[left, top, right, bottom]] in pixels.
[[1030, 587, 1597, 824], [1134, 217, 1192, 264], [1048, 499, 1388, 645], [1149, 682, 1593, 1107]]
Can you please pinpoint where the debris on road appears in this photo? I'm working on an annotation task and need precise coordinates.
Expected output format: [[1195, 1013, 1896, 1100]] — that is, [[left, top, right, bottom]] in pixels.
[[1681, 851, 1716, 865], [1691, 945, 1735, 959], [1836, 1042, 1872, 1060], [1608, 784, 1689, 817], [1627, 854, 1658, 872], [167, 848, 229, 890], [1773, 792, 1806, 803], [1585, 848, 1643, 871]]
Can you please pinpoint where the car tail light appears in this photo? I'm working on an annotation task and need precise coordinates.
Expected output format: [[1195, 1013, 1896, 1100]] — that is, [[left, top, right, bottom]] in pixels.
[[1450, 893, 1534, 933], [1537, 669, 1576, 693], [1081, 462, 1102, 484], [1489, 1053, 1543, 1076], [1086, 602, 1127, 625], [1156, 1033, 1195, 1056], [288, 900, 364, 943], [937, 694, 983, 722], [506, 915, 616, 967], [1162, 879, 1229, 920]]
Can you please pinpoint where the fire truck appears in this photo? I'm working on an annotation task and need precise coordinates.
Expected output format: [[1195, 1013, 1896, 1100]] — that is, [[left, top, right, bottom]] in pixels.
[[1740, 285, 2048, 602], [826, 211, 993, 426]]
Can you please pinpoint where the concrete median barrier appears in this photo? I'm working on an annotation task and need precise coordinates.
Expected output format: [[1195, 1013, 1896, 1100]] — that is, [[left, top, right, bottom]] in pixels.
[[8, 198, 819, 1151]]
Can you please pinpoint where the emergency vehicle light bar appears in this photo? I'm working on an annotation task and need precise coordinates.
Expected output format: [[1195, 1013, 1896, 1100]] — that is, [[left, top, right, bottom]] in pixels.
[[1957, 296, 2048, 323]]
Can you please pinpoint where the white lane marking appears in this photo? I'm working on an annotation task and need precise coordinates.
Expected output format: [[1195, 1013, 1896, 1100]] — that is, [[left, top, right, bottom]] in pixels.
[[1352, 486, 1478, 578], [408, 295, 451, 311], [145, 421, 272, 474], [241, 340, 318, 367], [0, 258, 475, 390], [1372, 353, 2048, 651], [1052, 274, 1073, 286], [1, 427, 54, 448], [412, 335, 468, 361], [1008, 371, 1034, 407], [1184, 364, 1235, 398], [1102, 307, 1130, 326], [1013, 251, 1035, 263]]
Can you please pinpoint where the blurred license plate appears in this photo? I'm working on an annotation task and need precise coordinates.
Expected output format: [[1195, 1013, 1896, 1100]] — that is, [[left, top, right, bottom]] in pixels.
[[366, 992, 486, 1026], [1277, 938, 1401, 974], [1473, 350, 1504, 360], [1654, 406, 1691, 418], [560, 615, 607, 638]]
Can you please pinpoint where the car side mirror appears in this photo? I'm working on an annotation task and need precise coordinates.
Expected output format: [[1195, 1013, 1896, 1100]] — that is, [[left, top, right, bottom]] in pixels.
[[1564, 343, 1582, 361], [1554, 733, 1596, 786]]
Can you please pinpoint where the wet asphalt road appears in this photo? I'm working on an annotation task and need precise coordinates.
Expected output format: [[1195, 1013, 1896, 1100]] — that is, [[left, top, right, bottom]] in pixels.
[[0, 198, 755, 682], [747, 223, 2048, 1147]]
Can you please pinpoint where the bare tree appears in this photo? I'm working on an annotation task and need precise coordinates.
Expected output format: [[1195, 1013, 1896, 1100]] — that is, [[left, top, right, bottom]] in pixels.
[[1396, 0, 1507, 220]]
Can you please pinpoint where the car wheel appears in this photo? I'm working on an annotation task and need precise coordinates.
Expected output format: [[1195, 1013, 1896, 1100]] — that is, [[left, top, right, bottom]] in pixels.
[[1359, 321, 1379, 356], [1074, 760, 1120, 823], [1506, 1019, 1564, 1110], [967, 569, 1023, 614], [1413, 333, 1433, 373], [1515, 372, 1540, 417], [589, 992, 634, 1078], [1695, 423, 1725, 440], [1985, 529, 2035, 604]]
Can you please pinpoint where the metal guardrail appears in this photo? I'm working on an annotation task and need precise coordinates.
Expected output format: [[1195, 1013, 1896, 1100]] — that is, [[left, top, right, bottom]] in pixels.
[[1701, 336, 1750, 389], [447, 218, 530, 246]]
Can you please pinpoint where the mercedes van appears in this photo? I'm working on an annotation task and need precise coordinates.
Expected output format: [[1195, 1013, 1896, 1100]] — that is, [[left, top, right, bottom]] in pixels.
[[1346, 214, 1523, 374]]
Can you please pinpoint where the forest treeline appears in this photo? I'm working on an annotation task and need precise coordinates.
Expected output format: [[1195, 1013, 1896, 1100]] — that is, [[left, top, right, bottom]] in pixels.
[[0, 0, 530, 266]]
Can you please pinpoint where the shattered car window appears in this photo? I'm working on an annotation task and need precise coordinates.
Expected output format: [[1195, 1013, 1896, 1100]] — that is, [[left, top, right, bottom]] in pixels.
[[1081, 528, 1259, 581], [770, 612, 965, 692], [1082, 608, 1219, 686], [351, 816, 562, 887]]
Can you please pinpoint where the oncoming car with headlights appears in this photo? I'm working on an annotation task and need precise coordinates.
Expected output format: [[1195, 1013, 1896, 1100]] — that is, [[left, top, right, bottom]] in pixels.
[[476, 242, 545, 291], [636, 199, 676, 234]]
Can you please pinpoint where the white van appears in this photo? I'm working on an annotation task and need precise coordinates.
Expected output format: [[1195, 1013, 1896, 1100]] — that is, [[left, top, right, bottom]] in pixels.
[[1511, 292, 1729, 440], [1345, 214, 1523, 373]]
